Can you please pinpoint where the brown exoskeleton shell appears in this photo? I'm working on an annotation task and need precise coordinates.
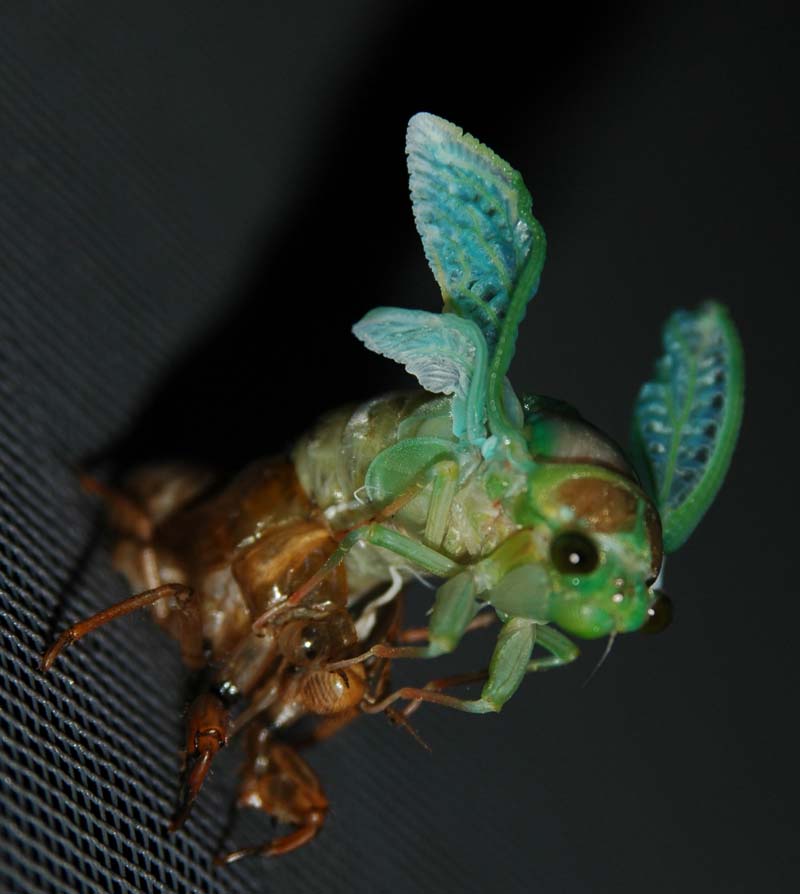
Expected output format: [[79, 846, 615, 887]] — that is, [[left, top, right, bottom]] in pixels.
[[44, 457, 405, 861]]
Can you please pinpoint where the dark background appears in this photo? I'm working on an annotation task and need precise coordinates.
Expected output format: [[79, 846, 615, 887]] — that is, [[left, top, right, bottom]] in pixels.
[[1, 2, 797, 893]]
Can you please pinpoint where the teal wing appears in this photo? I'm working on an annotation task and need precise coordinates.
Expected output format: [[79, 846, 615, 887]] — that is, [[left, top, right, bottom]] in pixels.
[[406, 113, 546, 354], [631, 302, 744, 553], [352, 307, 488, 442]]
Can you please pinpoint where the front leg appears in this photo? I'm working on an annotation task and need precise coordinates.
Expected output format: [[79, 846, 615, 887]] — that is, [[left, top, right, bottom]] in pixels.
[[371, 571, 480, 660], [364, 622, 580, 715], [42, 583, 193, 671], [362, 618, 536, 714], [526, 624, 580, 671], [324, 571, 480, 673], [170, 692, 230, 830], [215, 725, 328, 863]]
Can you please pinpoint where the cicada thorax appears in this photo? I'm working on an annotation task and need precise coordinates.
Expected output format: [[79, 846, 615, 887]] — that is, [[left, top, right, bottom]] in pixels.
[[292, 390, 522, 575], [521, 394, 637, 479]]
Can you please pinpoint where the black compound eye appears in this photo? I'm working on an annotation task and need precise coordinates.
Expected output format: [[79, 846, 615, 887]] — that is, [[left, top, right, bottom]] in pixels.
[[642, 592, 673, 634], [550, 532, 599, 575], [278, 620, 333, 666], [299, 625, 321, 660]]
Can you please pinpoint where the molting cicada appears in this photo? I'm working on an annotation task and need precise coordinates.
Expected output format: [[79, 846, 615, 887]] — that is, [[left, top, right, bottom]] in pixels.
[[43, 113, 744, 858]]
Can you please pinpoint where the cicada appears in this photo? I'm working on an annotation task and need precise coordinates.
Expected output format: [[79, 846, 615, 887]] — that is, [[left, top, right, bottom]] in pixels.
[[43, 113, 744, 856], [250, 112, 743, 713]]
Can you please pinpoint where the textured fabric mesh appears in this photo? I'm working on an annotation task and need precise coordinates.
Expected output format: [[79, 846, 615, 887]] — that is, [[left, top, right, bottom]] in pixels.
[[1, 6, 538, 892], [2, 4, 795, 894], [0, 6, 401, 893]]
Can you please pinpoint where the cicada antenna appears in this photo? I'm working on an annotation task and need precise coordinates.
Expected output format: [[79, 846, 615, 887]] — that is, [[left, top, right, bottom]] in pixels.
[[581, 632, 617, 688]]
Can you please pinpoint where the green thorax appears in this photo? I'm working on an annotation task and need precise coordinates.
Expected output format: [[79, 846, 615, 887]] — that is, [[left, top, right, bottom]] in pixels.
[[292, 391, 521, 564]]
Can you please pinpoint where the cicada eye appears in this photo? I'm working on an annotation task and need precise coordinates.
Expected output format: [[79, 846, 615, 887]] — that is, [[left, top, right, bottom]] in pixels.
[[298, 625, 322, 660], [278, 621, 328, 665], [550, 531, 599, 575], [277, 611, 357, 666], [642, 592, 673, 634]]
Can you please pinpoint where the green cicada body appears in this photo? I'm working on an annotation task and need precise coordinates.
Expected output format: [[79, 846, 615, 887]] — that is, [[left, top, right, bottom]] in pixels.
[[281, 113, 744, 714], [38, 112, 746, 864]]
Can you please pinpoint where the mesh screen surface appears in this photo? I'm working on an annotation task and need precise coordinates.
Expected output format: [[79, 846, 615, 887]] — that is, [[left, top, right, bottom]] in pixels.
[[2, 4, 795, 893], [0, 6, 540, 891]]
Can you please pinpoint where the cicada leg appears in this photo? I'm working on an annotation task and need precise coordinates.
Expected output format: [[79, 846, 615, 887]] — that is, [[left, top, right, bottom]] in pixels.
[[392, 607, 496, 645], [41, 473, 208, 671], [79, 474, 153, 541], [399, 670, 490, 719], [363, 622, 580, 715], [170, 692, 231, 830], [215, 725, 328, 863], [394, 627, 578, 717], [360, 666, 493, 719], [361, 683, 499, 715], [422, 459, 460, 548], [41, 583, 193, 671], [323, 578, 491, 673]]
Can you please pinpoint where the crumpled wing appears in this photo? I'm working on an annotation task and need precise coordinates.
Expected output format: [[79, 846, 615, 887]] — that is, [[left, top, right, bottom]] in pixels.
[[631, 302, 744, 552], [352, 307, 487, 442]]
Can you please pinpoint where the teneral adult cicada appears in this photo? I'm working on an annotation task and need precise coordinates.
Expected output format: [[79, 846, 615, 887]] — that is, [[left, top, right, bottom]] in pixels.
[[43, 113, 744, 859]]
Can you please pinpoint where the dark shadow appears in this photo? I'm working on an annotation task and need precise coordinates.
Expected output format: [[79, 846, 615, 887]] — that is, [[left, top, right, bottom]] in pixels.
[[90, 1, 641, 476]]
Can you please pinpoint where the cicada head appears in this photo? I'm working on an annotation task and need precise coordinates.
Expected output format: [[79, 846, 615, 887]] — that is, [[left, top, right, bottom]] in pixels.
[[489, 397, 665, 639], [516, 464, 664, 638]]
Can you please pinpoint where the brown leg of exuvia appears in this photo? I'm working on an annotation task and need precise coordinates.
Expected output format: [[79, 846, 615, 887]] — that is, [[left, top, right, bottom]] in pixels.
[[215, 726, 328, 864], [396, 610, 496, 644], [399, 670, 489, 718], [324, 610, 495, 674], [79, 473, 153, 541], [361, 670, 490, 718], [41, 584, 192, 671], [170, 692, 230, 831]]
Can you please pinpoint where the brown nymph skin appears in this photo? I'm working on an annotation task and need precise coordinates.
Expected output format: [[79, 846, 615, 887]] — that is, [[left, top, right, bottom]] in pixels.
[[43, 458, 407, 860], [42, 394, 507, 859]]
